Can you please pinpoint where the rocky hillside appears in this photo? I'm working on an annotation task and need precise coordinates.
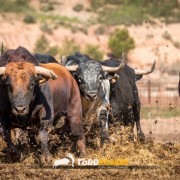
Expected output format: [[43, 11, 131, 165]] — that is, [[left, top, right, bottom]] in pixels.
[[0, 0, 179, 77]]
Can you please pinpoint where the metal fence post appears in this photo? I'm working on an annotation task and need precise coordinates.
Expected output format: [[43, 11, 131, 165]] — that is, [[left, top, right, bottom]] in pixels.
[[148, 79, 152, 134]]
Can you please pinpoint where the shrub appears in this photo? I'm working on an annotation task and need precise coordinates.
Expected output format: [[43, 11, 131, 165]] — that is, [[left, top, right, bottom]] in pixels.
[[94, 26, 105, 35], [162, 31, 172, 40], [47, 46, 59, 56], [173, 41, 180, 49], [59, 38, 81, 56], [34, 35, 59, 56], [97, 0, 180, 25], [23, 15, 36, 24], [0, 0, 33, 13], [79, 27, 88, 34], [40, 3, 54, 12], [34, 35, 49, 54], [73, 4, 84, 12], [108, 29, 135, 58], [40, 23, 53, 34], [90, 0, 105, 10], [84, 44, 103, 61]]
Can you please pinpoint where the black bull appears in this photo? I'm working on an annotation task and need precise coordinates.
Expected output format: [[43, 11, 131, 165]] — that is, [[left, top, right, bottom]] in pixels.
[[100, 58, 155, 141], [62, 53, 155, 143]]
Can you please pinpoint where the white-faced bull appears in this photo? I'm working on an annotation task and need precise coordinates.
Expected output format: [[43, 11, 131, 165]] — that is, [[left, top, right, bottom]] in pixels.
[[62, 52, 125, 145], [100, 57, 156, 141]]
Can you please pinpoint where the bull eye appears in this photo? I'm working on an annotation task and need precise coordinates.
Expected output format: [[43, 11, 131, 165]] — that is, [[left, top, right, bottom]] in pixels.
[[4, 80, 9, 85], [78, 78, 82, 84], [30, 81, 36, 89], [98, 76, 103, 82], [5, 79, 10, 86], [6, 82, 13, 91]]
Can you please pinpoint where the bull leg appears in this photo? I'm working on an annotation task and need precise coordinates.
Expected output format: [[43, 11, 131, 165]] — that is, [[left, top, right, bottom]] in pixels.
[[98, 106, 110, 145], [125, 108, 135, 142], [39, 120, 52, 164], [98, 79, 111, 145], [134, 106, 145, 142], [68, 117, 86, 157], [14, 128, 22, 147], [14, 128, 28, 147], [28, 128, 38, 149], [0, 124, 22, 161]]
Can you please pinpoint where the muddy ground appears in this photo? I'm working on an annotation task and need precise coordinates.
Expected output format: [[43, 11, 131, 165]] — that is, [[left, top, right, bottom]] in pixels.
[[0, 118, 179, 180]]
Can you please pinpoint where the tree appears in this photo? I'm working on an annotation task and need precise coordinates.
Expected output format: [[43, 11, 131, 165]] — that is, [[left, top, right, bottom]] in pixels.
[[108, 29, 135, 58], [84, 44, 103, 61]]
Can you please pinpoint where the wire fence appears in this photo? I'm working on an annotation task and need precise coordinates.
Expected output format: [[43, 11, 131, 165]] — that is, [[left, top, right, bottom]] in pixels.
[[137, 79, 180, 142], [137, 79, 180, 119]]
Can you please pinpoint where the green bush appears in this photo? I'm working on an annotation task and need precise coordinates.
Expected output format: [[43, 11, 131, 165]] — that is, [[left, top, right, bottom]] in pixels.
[[47, 46, 59, 56], [90, 0, 105, 10], [73, 4, 84, 12], [40, 4, 54, 12], [97, 0, 180, 25], [0, 0, 33, 13], [40, 23, 53, 34], [34, 35, 59, 56], [94, 26, 105, 35], [59, 38, 81, 56], [84, 44, 103, 61], [108, 29, 135, 57], [23, 15, 36, 24], [34, 35, 49, 54]]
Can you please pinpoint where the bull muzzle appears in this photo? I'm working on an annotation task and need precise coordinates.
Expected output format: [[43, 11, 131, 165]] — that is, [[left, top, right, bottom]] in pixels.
[[85, 92, 98, 101], [13, 105, 28, 115]]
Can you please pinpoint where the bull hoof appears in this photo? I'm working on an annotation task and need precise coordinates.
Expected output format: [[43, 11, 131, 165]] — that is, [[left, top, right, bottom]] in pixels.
[[137, 132, 146, 143], [41, 153, 53, 164], [101, 131, 110, 146], [79, 151, 86, 158], [128, 134, 134, 142], [10, 149, 23, 162]]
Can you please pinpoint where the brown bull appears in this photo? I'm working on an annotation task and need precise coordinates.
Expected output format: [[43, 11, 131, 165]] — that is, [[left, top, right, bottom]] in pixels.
[[0, 46, 85, 163]]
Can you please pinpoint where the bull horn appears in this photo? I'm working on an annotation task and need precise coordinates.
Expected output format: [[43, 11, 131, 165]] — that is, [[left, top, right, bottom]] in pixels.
[[65, 65, 78, 71], [61, 55, 67, 66], [102, 52, 125, 73], [0, 67, 6, 76], [134, 60, 156, 75], [62, 55, 79, 71], [35, 66, 58, 80], [1, 42, 4, 55]]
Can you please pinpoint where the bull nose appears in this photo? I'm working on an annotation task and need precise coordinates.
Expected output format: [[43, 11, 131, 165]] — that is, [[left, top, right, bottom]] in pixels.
[[14, 106, 27, 113], [86, 93, 97, 100]]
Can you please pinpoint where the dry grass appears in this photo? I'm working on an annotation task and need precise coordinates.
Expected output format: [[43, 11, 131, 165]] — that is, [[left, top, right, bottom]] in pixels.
[[0, 119, 179, 179]]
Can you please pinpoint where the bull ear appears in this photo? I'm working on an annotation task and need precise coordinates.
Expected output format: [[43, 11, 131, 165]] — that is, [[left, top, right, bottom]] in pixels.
[[36, 75, 49, 86], [103, 72, 119, 83]]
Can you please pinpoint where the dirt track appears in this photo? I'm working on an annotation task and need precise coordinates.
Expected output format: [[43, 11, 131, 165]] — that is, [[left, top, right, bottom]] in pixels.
[[141, 118, 180, 143], [0, 117, 179, 179]]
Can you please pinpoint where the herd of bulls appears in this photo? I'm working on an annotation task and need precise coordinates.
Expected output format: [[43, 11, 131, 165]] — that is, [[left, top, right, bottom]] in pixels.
[[0, 46, 157, 164]]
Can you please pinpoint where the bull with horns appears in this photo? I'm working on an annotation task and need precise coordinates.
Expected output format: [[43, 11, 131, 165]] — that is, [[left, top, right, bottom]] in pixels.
[[0, 47, 86, 162]]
